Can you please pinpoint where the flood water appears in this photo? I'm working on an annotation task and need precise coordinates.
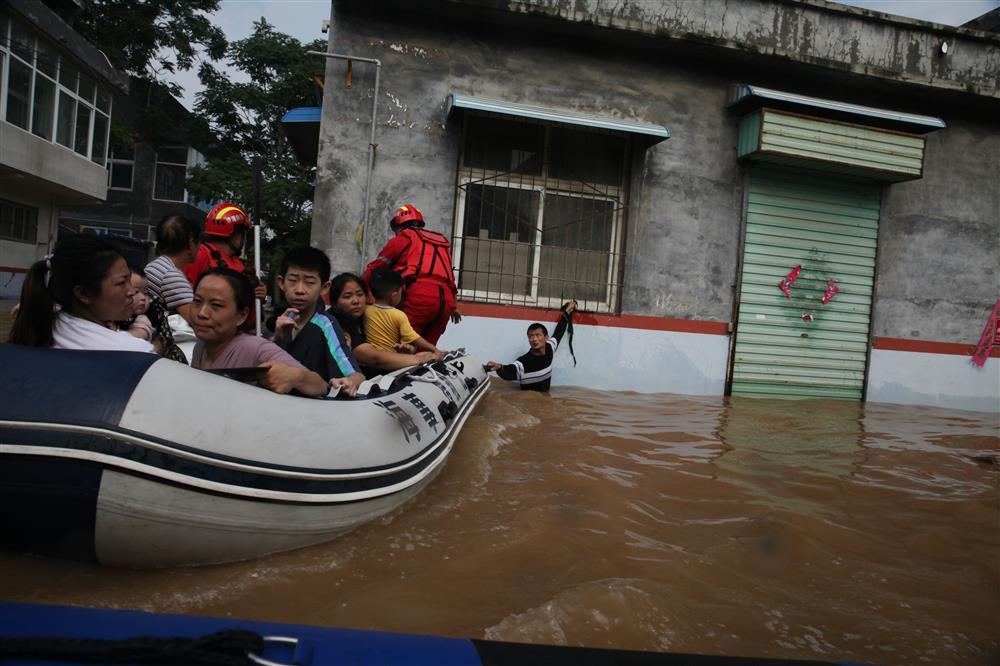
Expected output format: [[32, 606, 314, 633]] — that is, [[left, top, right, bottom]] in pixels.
[[1, 383, 998, 664]]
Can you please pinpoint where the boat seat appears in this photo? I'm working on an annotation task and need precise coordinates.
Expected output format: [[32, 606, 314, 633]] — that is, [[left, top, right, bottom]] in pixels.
[[0, 346, 159, 430]]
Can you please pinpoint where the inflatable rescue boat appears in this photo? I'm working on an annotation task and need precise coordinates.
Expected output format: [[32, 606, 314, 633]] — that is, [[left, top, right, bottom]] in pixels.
[[0, 344, 488, 567]]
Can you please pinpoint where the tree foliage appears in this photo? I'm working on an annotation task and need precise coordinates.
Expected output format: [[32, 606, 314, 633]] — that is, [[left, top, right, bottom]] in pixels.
[[187, 19, 325, 271], [73, 0, 226, 94]]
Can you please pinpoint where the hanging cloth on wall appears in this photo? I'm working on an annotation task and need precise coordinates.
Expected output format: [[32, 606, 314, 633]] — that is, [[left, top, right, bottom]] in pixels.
[[971, 299, 999, 368]]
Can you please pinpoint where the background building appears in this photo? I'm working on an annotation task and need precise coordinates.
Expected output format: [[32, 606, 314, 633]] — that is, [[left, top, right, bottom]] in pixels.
[[0, 0, 127, 301], [321, 1, 996, 409], [59, 76, 210, 243]]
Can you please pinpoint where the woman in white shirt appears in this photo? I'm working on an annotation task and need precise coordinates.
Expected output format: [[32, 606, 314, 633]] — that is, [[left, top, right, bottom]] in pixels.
[[8, 235, 155, 353]]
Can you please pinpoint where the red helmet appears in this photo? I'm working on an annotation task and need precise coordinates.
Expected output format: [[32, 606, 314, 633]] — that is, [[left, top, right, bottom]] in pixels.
[[390, 204, 425, 230], [204, 202, 252, 238]]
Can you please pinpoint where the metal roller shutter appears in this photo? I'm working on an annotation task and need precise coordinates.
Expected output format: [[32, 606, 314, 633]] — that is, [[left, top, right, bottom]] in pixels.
[[731, 165, 880, 399]]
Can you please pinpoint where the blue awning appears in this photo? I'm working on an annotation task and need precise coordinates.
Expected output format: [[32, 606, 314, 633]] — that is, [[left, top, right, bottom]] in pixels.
[[280, 107, 322, 166], [447, 94, 670, 142], [728, 84, 945, 131]]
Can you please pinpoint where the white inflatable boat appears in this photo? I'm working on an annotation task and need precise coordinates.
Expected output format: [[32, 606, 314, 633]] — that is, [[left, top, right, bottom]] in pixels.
[[0, 345, 488, 568]]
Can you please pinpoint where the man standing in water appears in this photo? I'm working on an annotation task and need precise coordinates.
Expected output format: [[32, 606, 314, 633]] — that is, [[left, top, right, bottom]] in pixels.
[[484, 300, 576, 392]]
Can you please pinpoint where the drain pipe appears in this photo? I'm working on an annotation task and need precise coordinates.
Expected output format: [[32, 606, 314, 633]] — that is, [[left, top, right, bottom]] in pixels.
[[308, 50, 381, 271]]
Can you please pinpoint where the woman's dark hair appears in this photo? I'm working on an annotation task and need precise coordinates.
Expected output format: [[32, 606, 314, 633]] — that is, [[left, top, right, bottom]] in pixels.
[[155, 214, 200, 255], [195, 268, 254, 332], [329, 272, 366, 304], [329, 306, 363, 345], [9, 235, 124, 347]]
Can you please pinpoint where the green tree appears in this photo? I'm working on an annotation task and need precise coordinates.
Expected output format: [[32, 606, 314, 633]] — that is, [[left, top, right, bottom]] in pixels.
[[187, 19, 324, 272], [72, 1, 226, 154], [72, 0, 226, 96]]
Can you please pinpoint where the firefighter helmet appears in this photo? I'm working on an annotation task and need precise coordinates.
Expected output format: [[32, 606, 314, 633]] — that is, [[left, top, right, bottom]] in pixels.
[[390, 204, 425, 230], [204, 203, 252, 238]]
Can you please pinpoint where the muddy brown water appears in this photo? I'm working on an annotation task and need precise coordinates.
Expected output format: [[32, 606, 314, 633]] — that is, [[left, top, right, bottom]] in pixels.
[[2, 383, 998, 664]]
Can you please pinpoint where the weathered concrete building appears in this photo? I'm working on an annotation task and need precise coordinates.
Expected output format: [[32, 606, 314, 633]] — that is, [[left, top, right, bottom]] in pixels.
[[312, 0, 1000, 411], [0, 0, 127, 299]]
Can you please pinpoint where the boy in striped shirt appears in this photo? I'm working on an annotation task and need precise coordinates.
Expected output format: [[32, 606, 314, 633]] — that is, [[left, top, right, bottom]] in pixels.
[[273, 247, 364, 397]]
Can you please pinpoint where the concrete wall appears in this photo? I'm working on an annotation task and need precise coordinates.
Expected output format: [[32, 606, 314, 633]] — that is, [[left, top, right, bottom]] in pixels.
[[874, 115, 1000, 343], [867, 351, 999, 413], [0, 185, 58, 298], [456, 0, 1000, 98], [313, 2, 744, 322], [313, 0, 1000, 406], [0, 123, 108, 202], [439, 315, 730, 394]]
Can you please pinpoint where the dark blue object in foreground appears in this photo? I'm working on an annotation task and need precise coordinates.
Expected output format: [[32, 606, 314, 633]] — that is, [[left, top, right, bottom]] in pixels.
[[0, 602, 870, 665]]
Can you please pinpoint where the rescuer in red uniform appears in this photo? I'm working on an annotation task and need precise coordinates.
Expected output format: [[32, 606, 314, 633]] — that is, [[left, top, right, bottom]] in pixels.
[[363, 204, 460, 345], [184, 202, 266, 301]]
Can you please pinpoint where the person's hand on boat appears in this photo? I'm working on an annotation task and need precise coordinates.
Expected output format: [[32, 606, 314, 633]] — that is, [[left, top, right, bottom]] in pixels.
[[273, 308, 299, 343], [329, 372, 363, 398], [450, 308, 462, 324], [257, 361, 329, 397], [413, 351, 437, 365], [484, 361, 502, 372]]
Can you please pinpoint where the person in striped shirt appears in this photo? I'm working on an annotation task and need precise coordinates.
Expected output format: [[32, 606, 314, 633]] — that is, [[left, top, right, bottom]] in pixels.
[[272, 247, 364, 397], [145, 214, 200, 324], [485, 300, 576, 392]]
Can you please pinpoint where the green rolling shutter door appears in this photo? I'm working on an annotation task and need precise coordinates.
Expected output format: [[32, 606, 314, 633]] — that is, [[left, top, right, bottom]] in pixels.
[[731, 165, 880, 399]]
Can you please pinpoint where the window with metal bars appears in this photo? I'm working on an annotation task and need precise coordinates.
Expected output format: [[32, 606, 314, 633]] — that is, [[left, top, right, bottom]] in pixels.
[[0, 198, 38, 243], [453, 113, 629, 313]]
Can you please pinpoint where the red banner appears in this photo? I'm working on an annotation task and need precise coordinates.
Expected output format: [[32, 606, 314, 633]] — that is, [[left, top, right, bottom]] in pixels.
[[971, 300, 999, 368]]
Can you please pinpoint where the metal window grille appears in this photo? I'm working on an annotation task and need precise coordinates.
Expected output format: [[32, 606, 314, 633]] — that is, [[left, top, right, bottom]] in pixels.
[[452, 112, 630, 313], [0, 198, 39, 243], [153, 146, 189, 202]]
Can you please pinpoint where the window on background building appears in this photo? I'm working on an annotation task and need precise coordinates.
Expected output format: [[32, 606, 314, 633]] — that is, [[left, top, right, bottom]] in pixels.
[[108, 148, 135, 190], [0, 199, 39, 244], [0, 17, 111, 163], [454, 114, 629, 312], [153, 146, 189, 202]]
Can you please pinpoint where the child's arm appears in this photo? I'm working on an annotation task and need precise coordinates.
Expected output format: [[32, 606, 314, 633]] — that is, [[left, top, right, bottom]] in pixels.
[[410, 336, 443, 360], [128, 315, 154, 341], [397, 311, 443, 359]]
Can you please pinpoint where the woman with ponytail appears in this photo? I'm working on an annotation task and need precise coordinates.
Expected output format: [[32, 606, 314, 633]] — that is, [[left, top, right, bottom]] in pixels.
[[8, 235, 155, 353]]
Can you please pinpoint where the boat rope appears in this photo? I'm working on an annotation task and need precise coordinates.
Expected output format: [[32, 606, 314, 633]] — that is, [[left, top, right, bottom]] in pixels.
[[0, 630, 298, 665]]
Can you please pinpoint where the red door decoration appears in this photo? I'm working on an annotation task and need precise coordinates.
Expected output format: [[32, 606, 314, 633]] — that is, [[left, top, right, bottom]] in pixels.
[[971, 300, 999, 368], [779, 265, 801, 298], [821, 279, 840, 305]]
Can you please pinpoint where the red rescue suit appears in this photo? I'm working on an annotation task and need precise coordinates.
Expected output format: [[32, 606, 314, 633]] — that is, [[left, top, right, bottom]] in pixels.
[[184, 242, 245, 286], [365, 228, 457, 345]]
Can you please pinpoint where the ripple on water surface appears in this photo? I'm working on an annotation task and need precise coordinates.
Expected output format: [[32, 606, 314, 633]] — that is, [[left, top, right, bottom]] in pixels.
[[1, 383, 997, 665]]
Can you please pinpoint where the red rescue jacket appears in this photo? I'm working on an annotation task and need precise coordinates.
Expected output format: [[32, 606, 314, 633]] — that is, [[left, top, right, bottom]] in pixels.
[[365, 228, 457, 294]]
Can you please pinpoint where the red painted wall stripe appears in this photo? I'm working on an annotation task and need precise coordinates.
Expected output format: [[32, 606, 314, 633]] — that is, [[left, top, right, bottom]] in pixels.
[[873, 336, 1000, 358], [456, 301, 730, 335], [0, 266, 29, 274]]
